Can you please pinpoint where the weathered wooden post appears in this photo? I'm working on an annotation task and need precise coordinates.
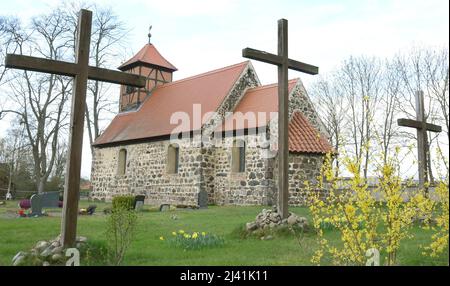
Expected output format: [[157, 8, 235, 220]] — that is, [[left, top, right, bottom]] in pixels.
[[242, 19, 319, 219], [5, 9, 146, 247], [398, 90, 442, 193]]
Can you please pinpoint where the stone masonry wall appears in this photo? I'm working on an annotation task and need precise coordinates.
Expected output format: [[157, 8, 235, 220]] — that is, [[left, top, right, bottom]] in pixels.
[[201, 63, 260, 199], [288, 80, 329, 137], [91, 138, 203, 206], [211, 133, 276, 206], [287, 153, 327, 206]]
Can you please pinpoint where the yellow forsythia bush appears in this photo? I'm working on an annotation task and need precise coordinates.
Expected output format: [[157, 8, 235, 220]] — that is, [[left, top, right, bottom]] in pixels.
[[307, 150, 445, 266]]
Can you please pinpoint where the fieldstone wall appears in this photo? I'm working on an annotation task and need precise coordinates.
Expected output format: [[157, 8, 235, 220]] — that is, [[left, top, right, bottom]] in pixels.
[[288, 80, 329, 137], [91, 134, 325, 207], [91, 138, 203, 206], [287, 153, 327, 206], [211, 133, 276, 206]]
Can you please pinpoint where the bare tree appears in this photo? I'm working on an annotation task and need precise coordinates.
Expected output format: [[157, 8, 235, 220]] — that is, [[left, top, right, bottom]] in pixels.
[[53, 142, 68, 179], [310, 76, 346, 176], [0, 16, 23, 88], [63, 1, 128, 155], [1, 2, 128, 192], [336, 56, 381, 178], [426, 48, 449, 142], [1, 9, 72, 194], [377, 59, 401, 163], [2, 121, 28, 197], [394, 47, 447, 182]]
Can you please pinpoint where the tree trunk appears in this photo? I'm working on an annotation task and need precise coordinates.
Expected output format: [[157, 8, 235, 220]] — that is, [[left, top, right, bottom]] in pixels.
[[37, 179, 45, 194]]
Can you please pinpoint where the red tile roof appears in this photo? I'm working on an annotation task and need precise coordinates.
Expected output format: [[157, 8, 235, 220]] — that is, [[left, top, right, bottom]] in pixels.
[[289, 111, 332, 154], [94, 61, 249, 145], [95, 60, 332, 154], [118, 44, 177, 71], [218, 78, 331, 154]]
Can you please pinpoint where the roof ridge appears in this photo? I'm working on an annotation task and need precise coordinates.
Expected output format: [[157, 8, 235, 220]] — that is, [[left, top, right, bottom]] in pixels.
[[119, 43, 177, 70], [145, 43, 177, 70], [247, 78, 300, 92], [154, 61, 249, 90]]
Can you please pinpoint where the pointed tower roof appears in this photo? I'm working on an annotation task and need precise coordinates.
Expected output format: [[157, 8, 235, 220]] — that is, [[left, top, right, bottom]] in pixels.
[[118, 43, 177, 71]]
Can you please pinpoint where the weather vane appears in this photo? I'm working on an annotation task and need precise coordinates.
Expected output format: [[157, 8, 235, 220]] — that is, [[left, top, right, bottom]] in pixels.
[[148, 25, 152, 44]]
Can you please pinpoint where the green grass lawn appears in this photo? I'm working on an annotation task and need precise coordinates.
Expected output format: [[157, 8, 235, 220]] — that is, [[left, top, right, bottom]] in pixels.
[[0, 200, 447, 266]]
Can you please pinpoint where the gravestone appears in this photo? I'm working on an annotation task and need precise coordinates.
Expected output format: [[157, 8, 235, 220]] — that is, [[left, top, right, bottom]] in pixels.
[[197, 190, 208, 209], [30, 192, 60, 216], [159, 204, 170, 212], [134, 195, 145, 211]]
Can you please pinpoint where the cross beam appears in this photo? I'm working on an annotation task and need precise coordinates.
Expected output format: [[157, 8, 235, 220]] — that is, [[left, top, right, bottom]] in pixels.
[[242, 19, 318, 219], [397, 118, 442, 133], [242, 48, 318, 75], [397, 91, 442, 192], [4, 9, 146, 248], [6, 54, 145, 87]]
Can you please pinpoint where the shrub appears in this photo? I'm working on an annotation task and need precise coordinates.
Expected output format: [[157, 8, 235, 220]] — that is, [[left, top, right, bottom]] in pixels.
[[106, 196, 138, 265], [307, 151, 433, 266], [112, 195, 135, 211], [423, 180, 449, 257], [79, 240, 109, 266], [164, 230, 224, 250]]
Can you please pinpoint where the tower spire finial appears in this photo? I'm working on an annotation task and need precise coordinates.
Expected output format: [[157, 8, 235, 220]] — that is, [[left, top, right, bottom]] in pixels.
[[148, 25, 152, 44]]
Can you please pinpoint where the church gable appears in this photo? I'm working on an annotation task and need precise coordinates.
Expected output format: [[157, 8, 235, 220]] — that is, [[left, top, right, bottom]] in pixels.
[[201, 61, 260, 138], [287, 79, 329, 138], [214, 77, 331, 154]]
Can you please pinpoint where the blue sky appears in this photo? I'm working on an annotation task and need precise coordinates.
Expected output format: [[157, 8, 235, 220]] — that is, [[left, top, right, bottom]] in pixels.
[[1, 0, 449, 178]]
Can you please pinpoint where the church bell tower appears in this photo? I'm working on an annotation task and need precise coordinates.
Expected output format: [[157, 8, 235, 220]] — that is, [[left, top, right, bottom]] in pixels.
[[118, 28, 177, 112]]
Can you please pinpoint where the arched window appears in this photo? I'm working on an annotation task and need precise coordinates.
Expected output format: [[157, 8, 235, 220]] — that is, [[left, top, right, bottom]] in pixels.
[[167, 144, 179, 174], [232, 139, 245, 173], [118, 149, 127, 175]]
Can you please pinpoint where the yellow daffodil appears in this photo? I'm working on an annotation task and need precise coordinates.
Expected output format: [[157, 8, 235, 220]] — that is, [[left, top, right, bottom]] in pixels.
[[202, 232, 206, 236], [192, 232, 198, 239], [179, 230, 185, 234], [172, 232, 177, 236], [159, 236, 164, 241]]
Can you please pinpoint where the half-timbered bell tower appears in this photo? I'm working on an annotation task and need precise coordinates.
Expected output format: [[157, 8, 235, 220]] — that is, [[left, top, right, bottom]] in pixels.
[[118, 32, 177, 112]]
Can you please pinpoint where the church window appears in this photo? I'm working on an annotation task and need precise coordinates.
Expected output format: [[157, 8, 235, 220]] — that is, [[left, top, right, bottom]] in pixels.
[[118, 149, 127, 175], [167, 144, 179, 174], [232, 139, 245, 173]]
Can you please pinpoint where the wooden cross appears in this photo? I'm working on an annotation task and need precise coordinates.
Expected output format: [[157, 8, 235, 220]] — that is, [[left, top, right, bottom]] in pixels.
[[242, 19, 318, 219], [397, 90, 441, 192], [5, 9, 146, 247]]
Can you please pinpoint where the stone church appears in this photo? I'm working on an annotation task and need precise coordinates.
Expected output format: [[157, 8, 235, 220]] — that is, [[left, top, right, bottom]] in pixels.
[[90, 40, 332, 207]]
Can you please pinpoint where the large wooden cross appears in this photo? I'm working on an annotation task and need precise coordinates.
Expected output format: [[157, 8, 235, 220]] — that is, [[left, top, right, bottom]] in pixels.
[[5, 9, 146, 247], [397, 91, 441, 192], [242, 19, 318, 219]]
